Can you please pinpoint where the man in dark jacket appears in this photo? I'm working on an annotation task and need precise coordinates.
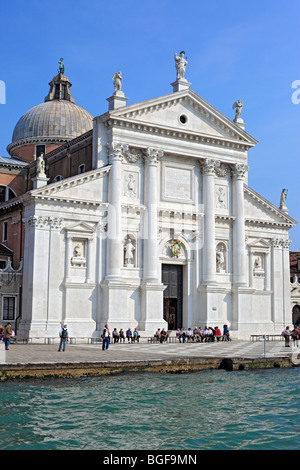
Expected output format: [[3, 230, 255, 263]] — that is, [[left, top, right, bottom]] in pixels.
[[58, 325, 69, 352]]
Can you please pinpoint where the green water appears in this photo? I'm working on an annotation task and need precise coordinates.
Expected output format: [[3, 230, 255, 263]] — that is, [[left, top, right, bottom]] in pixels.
[[0, 368, 299, 450]]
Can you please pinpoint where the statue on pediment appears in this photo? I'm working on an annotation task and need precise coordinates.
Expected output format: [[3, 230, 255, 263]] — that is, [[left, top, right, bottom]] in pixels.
[[280, 188, 288, 210], [112, 71, 123, 94], [174, 51, 188, 80], [36, 153, 46, 176], [232, 100, 243, 121]]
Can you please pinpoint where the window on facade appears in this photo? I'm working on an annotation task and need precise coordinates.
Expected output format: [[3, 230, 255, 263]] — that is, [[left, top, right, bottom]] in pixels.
[[0, 260, 6, 269], [0, 186, 17, 203], [62, 84, 67, 100], [2, 221, 8, 242], [53, 175, 64, 183], [3, 297, 15, 321], [78, 164, 85, 174], [55, 84, 60, 100], [36, 145, 46, 158]]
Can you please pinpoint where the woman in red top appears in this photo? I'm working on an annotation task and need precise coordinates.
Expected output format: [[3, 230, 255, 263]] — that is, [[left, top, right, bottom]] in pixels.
[[214, 326, 222, 342]]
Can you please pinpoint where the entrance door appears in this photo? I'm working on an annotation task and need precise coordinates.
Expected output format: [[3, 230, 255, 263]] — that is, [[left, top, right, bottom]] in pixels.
[[162, 264, 183, 330], [292, 305, 300, 326]]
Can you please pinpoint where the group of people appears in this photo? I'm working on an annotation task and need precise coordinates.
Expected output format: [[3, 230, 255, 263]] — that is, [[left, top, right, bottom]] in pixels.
[[101, 325, 141, 351], [175, 325, 230, 343], [153, 325, 230, 343], [0, 323, 15, 350], [281, 325, 300, 347], [154, 328, 169, 343], [112, 327, 140, 344]]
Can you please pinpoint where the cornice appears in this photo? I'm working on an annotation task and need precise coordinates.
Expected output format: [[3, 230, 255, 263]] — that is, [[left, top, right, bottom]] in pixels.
[[244, 185, 297, 227], [99, 88, 257, 148], [104, 115, 253, 152], [31, 165, 111, 198]]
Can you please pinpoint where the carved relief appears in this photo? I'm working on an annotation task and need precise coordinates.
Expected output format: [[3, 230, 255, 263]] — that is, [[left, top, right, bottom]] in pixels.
[[215, 185, 228, 209], [124, 173, 137, 198]]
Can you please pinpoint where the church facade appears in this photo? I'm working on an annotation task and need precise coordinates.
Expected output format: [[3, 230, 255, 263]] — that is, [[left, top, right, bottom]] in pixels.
[[12, 54, 296, 340]]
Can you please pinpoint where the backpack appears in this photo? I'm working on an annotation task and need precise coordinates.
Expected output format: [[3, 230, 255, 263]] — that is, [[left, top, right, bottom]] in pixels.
[[61, 328, 68, 339]]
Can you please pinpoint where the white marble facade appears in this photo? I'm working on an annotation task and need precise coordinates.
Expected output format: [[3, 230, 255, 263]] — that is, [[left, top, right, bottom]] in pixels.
[[18, 71, 297, 340]]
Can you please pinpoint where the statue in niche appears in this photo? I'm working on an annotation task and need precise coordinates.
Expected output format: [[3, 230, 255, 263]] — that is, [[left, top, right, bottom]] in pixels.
[[74, 243, 82, 257], [124, 237, 135, 267], [216, 245, 225, 272], [71, 241, 86, 267], [36, 153, 46, 176], [254, 256, 261, 268], [232, 99, 243, 121], [279, 189, 288, 210], [174, 51, 188, 80], [112, 71, 123, 94]]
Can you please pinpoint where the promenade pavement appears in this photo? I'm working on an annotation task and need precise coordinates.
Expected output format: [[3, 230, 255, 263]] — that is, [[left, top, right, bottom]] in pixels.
[[0, 338, 298, 365]]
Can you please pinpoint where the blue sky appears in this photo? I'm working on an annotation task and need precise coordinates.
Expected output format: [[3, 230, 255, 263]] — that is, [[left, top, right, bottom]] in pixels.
[[0, 0, 299, 248]]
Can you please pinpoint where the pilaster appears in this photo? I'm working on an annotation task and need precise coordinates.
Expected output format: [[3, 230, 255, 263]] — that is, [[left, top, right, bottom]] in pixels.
[[202, 158, 216, 285]]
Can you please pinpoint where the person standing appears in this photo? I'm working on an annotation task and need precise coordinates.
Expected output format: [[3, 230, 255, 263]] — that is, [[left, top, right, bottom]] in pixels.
[[4, 323, 12, 350], [58, 325, 69, 352], [223, 325, 230, 341], [102, 324, 110, 351], [282, 326, 291, 347]]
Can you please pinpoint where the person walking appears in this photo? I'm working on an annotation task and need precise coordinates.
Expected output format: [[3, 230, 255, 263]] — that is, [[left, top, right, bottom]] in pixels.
[[102, 324, 110, 350], [4, 323, 12, 350], [58, 325, 69, 352]]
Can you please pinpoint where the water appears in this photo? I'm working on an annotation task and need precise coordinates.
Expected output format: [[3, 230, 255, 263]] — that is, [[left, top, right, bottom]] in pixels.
[[0, 368, 299, 450]]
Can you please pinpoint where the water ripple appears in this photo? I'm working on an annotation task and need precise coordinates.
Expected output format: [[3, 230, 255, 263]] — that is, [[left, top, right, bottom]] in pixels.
[[0, 368, 299, 450]]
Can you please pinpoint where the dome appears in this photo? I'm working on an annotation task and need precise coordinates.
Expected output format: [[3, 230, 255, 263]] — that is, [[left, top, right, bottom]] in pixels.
[[7, 64, 93, 155], [11, 100, 93, 143]]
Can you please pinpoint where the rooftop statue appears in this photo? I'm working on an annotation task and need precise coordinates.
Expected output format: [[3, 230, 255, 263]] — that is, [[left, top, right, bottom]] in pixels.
[[280, 188, 288, 210], [232, 99, 243, 121], [112, 71, 123, 94], [58, 58, 64, 74], [174, 51, 188, 80], [36, 153, 46, 176]]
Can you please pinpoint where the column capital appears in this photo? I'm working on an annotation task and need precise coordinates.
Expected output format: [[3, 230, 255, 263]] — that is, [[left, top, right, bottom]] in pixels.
[[144, 148, 164, 166], [107, 142, 124, 163], [232, 163, 249, 180], [202, 158, 216, 176]]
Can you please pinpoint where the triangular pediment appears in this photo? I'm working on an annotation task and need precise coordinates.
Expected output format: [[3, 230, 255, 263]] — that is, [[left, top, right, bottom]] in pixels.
[[30, 166, 111, 205], [244, 185, 297, 227], [104, 89, 257, 146], [64, 221, 95, 234], [247, 238, 271, 248]]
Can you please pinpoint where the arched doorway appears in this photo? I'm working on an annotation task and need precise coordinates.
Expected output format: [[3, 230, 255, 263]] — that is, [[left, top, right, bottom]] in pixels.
[[292, 305, 300, 326]]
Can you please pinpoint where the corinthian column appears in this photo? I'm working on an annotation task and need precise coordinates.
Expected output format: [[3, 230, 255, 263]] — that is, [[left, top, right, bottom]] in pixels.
[[106, 143, 123, 280], [202, 159, 216, 285], [232, 163, 248, 286], [143, 148, 163, 282], [141, 147, 167, 334]]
